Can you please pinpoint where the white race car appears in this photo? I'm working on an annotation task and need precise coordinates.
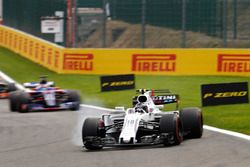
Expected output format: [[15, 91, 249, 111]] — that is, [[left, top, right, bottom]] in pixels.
[[82, 89, 203, 150]]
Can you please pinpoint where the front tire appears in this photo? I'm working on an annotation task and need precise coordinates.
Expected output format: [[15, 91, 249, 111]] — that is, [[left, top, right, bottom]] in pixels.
[[82, 118, 104, 150], [18, 92, 30, 113], [160, 113, 183, 146]]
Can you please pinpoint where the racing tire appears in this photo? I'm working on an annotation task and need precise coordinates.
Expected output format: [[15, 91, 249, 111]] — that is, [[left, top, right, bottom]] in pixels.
[[82, 118, 104, 150], [7, 83, 17, 92], [67, 90, 81, 111], [180, 107, 203, 139], [9, 91, 21, 111], [160, 113, 183, 146], [18, 92, 30, 113]]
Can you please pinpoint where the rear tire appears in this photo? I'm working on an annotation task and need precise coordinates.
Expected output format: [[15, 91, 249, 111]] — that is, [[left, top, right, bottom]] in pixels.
[[67, 90, 81, 111], [7, 83, 17, 92], [160, 113, 183, 146], [18, 92, 30, 113], [82, 118, 104, 150], [180, 107, 203, 139]]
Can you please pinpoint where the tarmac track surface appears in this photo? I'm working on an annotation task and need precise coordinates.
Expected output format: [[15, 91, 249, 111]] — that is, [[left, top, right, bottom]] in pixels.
[[0, 99, 250, 167]]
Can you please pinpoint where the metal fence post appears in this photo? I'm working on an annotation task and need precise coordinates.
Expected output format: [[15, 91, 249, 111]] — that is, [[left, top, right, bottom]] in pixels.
[[66, 0, 72, 47], [233, 0, 237, 39], [223, 0, 228, 47], [73, 0, 78, 47], [112, 0, 117, 20], [141, 0, 146, 48], [102, 0, 107, 48], [181, 0, 187, 48]]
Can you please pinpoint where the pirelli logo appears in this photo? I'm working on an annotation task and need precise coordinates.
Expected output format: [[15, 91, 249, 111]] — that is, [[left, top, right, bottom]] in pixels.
[[63, 54, 93, 71], [218, 54, 250, 72], [132, 54, 176, 72]]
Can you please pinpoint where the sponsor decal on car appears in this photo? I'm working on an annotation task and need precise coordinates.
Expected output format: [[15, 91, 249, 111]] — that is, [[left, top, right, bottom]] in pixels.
[[63, 53, 93, 71], [153, 95, 177, 100], [132, 54, 176, 72], [217, 54, 250, 72], [152, 95, 179, 105]]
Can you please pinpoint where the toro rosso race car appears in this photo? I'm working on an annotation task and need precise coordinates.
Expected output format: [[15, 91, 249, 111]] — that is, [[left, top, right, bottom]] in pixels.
[[82, 89, 203, 150], [0, 82, 17, 98], [9, 77, 81, 113]]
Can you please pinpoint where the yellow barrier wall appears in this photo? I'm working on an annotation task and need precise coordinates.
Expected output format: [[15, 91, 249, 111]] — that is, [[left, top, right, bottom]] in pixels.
[[1, 25, 250, 76], [0, 26, 64, 73]]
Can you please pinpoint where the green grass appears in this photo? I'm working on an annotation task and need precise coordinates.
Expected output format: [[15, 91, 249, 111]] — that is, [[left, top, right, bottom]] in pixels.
[[0, 47, 250, 135]]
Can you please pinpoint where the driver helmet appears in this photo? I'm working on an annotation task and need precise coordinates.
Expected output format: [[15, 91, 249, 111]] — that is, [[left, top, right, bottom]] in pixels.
[[39, 76, 47, 85]]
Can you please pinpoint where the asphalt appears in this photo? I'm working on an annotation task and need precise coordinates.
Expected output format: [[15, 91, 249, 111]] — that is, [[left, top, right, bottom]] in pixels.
[[0, 99, 250, 167]]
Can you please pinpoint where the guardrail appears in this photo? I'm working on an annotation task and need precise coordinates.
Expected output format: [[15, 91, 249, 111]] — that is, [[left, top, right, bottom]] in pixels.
[[1, 25, 250, 76]]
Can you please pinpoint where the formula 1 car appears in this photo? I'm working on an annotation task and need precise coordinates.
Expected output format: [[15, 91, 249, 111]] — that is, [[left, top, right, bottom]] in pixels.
[[82, 89, 203, 150], [9, 77, 81, 113], [0, 82, 17, 98]]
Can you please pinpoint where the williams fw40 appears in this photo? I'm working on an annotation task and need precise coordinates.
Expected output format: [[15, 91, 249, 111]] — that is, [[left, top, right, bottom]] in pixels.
[[0, 82, 17, 98], [82, 89, 203, 150], [9, 78, 81, 113]]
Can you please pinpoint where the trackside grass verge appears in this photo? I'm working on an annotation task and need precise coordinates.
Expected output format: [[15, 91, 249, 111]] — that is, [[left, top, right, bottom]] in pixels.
[[0, 47, 250, 135]]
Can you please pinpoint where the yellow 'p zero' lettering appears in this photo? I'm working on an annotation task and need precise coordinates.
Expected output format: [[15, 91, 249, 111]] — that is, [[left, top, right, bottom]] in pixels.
[[222, 92, 232, 97], [214, 91, 248, 98], [203, 93, 213, 99], [102, 82, 109, 87], [214, 93, 221, 98], [238, 91, 247, 96]]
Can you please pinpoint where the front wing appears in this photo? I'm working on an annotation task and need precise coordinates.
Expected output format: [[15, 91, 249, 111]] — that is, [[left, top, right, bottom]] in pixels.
[[24, 102, 77, 111], [84, 133, 172, 147]]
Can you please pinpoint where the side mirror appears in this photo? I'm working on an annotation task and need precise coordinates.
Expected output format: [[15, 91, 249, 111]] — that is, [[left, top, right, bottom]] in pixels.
[[156, 105, 164, 109], [115, 106, 125, 112]]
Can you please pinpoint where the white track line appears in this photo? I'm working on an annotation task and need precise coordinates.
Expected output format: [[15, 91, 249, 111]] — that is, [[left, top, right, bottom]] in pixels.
[[204, 125, 250, 141], [0, 71, 25, 90], [1, 71, 249, 141], [80, 104, 116, 112]]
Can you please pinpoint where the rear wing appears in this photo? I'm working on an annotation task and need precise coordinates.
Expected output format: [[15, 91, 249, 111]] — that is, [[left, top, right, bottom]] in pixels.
[[23, 81, 55, 89], [23, 82, 40, 88], [133, 89, 180, 108], [136, 89, 171, 94]]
